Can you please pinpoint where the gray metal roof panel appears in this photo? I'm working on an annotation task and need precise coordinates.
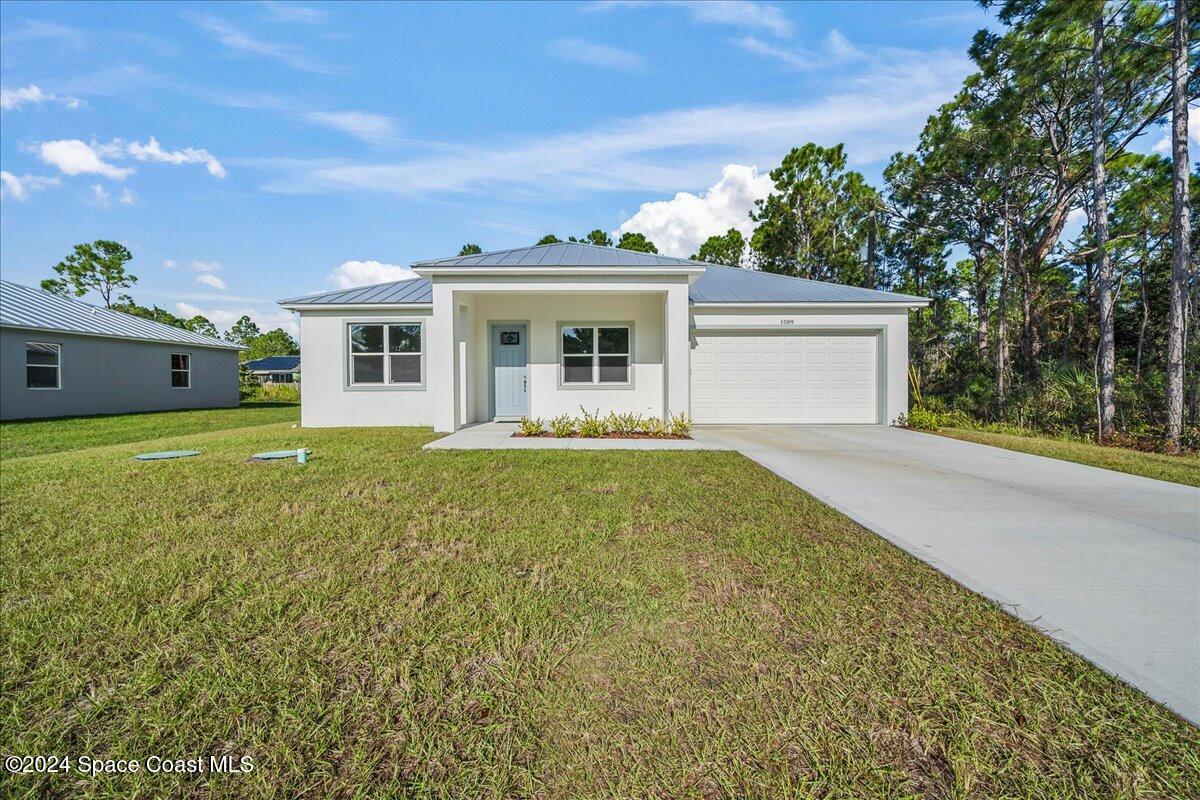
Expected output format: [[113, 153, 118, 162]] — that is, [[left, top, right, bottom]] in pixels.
[[0, 280, 243, 349], [689, 264, 927, 304], [411, 241, 711, 268], [279, 277, 434, 306]]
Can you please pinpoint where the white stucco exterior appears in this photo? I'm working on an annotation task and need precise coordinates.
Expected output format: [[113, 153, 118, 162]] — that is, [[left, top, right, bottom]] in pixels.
[[286, 255, 923, 432]]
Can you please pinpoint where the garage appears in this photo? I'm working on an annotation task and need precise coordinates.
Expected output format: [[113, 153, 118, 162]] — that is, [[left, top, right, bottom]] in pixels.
[[690, 331, 880, 424]]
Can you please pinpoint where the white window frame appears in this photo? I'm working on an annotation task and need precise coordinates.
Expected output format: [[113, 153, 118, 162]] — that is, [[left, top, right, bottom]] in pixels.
[[25, 341, 61, 390], [559, 324, 632, 386], [170, 353, 192, 389], [346, 322, 424, 389]]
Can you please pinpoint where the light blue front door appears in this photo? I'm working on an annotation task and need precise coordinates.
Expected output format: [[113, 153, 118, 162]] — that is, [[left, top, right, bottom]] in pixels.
[[491, 324, 528, 419]]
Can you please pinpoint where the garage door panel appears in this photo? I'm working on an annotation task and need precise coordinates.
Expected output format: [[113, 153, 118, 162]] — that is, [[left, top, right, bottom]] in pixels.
[[691, 332, 879, 424]]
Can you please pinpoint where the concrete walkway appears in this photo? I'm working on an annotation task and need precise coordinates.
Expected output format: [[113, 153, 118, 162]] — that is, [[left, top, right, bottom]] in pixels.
[[692, 424, 1200, 725], [424, 421, 729, 450]]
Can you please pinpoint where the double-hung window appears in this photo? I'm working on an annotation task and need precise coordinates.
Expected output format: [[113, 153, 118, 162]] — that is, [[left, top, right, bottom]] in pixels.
[[26, 342, 60, 389], [349, 323, 423, 385], [561, 325, 630, 384], [171, 353, 191, 388]]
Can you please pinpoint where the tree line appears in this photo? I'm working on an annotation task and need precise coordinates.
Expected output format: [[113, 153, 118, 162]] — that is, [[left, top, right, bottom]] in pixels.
[[39, 239, 298, 362]]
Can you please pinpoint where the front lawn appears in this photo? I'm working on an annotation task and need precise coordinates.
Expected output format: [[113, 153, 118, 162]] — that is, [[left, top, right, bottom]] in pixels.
[[0, 402, 299, 459], [2, 422, 1196, 798], [936, 426, 1200, 487]]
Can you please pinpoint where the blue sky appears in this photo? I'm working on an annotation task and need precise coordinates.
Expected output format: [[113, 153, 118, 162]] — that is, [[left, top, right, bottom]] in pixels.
[[1, 0, 1024, 333]]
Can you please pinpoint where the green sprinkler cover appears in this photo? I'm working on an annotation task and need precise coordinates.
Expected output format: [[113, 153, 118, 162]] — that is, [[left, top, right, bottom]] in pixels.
[[133, 450, 201, 461]]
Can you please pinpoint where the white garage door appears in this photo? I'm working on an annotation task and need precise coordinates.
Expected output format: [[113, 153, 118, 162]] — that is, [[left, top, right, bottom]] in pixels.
[[691, 332, 879, 424]]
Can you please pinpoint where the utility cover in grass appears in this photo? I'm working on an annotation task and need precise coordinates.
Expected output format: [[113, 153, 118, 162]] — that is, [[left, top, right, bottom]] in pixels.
[[133, 450, 201, 460], [252, 450, 303, 460]]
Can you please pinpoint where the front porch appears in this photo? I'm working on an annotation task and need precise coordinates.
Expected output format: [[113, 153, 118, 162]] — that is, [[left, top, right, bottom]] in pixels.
[[427, 283, 692, 432]]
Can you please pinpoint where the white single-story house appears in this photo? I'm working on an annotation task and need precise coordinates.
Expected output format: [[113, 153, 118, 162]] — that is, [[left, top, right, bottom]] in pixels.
[[278, 243, 928, 432]]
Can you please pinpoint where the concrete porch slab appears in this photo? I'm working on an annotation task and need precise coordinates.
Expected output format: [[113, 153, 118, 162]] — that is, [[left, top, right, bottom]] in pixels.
[[423, 421, 730, 450]]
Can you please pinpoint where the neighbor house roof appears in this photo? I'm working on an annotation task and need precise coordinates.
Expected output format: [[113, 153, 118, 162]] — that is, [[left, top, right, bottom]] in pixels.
[[412, 241, 709, 268], [0, 280, 243, 350], [243, 355, 300, 371]]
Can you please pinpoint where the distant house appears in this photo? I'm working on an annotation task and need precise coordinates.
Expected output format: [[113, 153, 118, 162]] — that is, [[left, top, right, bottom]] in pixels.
[[244, 355, 300, 384], [0, 280, 243, 421]]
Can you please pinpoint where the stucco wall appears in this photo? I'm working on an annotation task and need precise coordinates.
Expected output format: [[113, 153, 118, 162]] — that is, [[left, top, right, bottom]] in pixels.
[[0, 328, 239, 421], [469, 292, 666, 422], [689, 306, 911, 424], [297, 308, 435, 427]]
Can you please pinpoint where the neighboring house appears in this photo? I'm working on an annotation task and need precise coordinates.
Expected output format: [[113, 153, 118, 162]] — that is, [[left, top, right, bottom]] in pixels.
[[0, 280, 242, 421], [243, 355, 300, 383], [278, 242, 928, 432]]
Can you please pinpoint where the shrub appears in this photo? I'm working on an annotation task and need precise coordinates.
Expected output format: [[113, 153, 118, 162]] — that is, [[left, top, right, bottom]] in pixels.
[[577, 407, 609, 438], [642, 416, 668, 437], [607, 411, 643, 436], [517, 417, 544, 437], [901, 406, 941, 430], [550, 414, 575, 438], [668, 412, 693, 437], [242, 383, 300, 403]]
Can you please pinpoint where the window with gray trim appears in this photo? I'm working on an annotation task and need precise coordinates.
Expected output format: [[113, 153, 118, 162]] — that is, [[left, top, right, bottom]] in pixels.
[[171, 353, 191, 388], [349, 323, 422, 385], [26, 342, 60, 389], [561, 325, 629, 384]]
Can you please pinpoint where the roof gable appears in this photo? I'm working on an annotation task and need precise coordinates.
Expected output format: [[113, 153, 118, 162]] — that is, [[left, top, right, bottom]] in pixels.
[[0, 280, 243, 349]]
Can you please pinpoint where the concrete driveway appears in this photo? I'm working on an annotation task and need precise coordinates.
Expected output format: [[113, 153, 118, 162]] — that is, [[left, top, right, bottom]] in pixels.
[[692, 424, 1200, 724]]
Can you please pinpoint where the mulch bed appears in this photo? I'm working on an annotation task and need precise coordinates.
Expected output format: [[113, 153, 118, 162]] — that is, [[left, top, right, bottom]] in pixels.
[[513, 432, 690, 440]]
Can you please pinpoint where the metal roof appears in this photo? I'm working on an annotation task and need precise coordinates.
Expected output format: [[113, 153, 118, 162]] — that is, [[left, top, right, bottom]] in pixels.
[[0, 280, 243, 349], [279, 277, 432, 306], [690, 264, 927, 304], [243, 355, 300, 371], [413, 241, 709, 268]]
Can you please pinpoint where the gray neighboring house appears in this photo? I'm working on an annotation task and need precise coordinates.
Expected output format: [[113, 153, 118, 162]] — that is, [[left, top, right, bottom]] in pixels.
[[0, 280, 243, 421]]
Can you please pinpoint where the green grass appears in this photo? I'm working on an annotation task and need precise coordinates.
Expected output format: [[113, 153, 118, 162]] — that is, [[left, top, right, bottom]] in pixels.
[[0, 402, 299, 459], [936, 427, 1200, 487], [2, 416, 1197, 798]]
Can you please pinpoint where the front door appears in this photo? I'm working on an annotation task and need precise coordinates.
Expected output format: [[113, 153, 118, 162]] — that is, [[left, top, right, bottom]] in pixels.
[[491, 324, 528, 419]]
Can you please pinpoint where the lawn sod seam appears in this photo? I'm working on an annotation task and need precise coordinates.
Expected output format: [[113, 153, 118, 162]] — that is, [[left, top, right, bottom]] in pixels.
[[1, 421, 1197, 798]]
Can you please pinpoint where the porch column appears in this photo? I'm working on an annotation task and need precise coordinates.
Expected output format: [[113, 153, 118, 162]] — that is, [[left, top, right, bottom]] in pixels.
[[664, 283, 690, 418], [429, 282, 458, 432]]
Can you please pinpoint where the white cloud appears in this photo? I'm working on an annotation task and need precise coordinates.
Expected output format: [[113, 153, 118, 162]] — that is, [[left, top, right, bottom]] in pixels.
[[304, 111, 399, 146], [176, 302, 298, 336], [589, 1, 792, 37], [736, 28, 865, 71], [547, 38, 644, 71], [328, 259, 417, 289], [119, 187, 135, 205], [189, 260, 223, 273], [39, 139, 133, 180], [258, 33, 968, 198], [123, 137, 226, 177], [164, 259, 178, 268], [0, 83, 82, 110], [614, 164, 772, 257], [88, 183, 112, 207], [185, 12, 341, 74], [734, 36, 808, 68], [196, 274, 228, 290], [261, 1, 327, 24], [1153, 106, 1199, 154], [0, 171, 60, 201]]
